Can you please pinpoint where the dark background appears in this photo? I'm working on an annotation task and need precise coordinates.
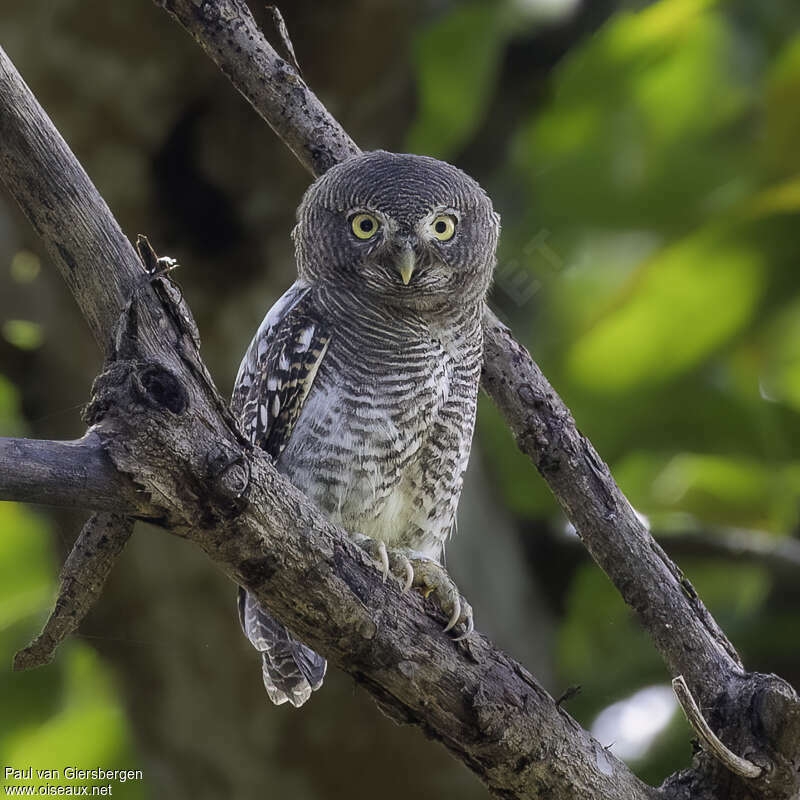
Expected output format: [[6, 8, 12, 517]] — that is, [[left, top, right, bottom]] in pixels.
[[2, 0, 800, 797]]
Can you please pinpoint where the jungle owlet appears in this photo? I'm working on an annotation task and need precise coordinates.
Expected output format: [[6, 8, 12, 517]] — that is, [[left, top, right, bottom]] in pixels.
[[231, 150, 499, 707]]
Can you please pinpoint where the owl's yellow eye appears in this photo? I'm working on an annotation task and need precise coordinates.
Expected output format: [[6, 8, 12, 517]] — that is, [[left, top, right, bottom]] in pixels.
[[351, 213, 379, 240], [431, 215, 456, 241]]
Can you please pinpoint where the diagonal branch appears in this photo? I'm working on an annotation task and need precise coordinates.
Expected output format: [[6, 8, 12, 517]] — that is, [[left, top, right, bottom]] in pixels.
[[150, 4, 800, 795], [480, 316, 743, 691], [0, 55, 141, 354], [154, 0, 359, 176]]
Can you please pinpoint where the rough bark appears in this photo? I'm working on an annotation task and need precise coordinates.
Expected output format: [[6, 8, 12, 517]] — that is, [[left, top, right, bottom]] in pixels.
[[13, 511, 134, 671], [0, 1, 798, 798], [0, 433, 158, 515]]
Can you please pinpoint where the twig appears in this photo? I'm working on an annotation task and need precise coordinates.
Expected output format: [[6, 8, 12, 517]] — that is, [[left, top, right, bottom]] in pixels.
[[672, 675, 764, 780], [266, 6, 301, 75], [665, 527, 800, 570], [13, 513, 134, 670], [555, 684, 581, 708]]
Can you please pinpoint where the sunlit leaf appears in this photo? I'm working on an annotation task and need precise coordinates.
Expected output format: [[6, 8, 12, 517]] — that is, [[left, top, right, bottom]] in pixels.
[[565, 229, 765, 391], [9, 250, 41, 284], [651, 453, 792, 526], [513, 0, 753, 230], [758, 297, 800, 413], [0, 503, 52, 633]]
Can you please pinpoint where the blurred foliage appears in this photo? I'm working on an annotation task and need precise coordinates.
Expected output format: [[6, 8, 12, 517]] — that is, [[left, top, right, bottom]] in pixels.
[[2, 320, 44, 351], [2, 0, 800, 794], [410, 0, 800, 782], [406, 3, 507, 159], [0, 412, 144, 797]]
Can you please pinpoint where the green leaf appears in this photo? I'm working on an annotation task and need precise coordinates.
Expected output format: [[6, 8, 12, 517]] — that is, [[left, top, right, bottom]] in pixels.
[[764, 34, 800, 175], [512, 0, 754, 231], [0, 503, 53, 634], [758, 296, 800, 413]]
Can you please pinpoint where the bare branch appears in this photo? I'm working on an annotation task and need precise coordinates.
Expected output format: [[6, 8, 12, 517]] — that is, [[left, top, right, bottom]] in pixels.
[[480, 313, 744, 691], [155, 0, 359, 176], [672, 676, 763, 780], [662, 526, 800, 570], [143, 8, 800, 794], [13, 512, 134, 671], [0, 433, 158, 516], [266, 6, 302, 75]]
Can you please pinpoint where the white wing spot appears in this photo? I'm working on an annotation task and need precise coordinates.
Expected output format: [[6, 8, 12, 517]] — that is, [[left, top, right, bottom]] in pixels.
[[279, 350, 290, 371], [272, 395, 281, 417], [267, 376, 279, 391], [259, 404, 268, 428], [296, 326, 314, 352]]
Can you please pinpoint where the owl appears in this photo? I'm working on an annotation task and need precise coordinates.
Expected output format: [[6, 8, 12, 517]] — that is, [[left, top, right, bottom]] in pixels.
[[231, 150, 499, 707]]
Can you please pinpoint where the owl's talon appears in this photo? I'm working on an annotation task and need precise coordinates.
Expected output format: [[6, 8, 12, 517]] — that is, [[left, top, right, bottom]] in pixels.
[[407, 557, 474, 639], [452, 601, 474, 641], [354, 534, 390, 583], [390, 554, 414, 594], [353, 542, 474, 637], [377, 541, 389, 583], [443, 595, 461, 633]]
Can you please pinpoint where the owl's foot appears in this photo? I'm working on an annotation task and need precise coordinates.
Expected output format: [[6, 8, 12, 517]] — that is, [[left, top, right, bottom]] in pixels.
[[407, 556, 474, 640], [353, 535, 473, 639]]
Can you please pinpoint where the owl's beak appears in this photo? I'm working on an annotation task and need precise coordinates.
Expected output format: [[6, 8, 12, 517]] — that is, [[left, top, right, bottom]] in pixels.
[[396, 243, 416, 286]]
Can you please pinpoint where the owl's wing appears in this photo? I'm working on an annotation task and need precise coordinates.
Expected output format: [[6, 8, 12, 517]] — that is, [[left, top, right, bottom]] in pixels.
[[231, 281, 331, 458], [231, 281, 331, 707]]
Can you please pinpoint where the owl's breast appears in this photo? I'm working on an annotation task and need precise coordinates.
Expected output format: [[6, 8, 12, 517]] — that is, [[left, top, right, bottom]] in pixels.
[[277, 317, 482, 557]]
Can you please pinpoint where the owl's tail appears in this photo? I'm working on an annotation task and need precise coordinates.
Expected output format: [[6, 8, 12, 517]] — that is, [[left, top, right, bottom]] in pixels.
[[237, 588, 327, 708]]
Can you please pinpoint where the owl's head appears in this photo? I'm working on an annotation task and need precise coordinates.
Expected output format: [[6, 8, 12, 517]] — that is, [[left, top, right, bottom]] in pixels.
[[292, 151, 499, 311]]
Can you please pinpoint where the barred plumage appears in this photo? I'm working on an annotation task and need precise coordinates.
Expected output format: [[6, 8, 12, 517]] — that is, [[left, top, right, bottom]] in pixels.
[[232, 151, 499, 707]]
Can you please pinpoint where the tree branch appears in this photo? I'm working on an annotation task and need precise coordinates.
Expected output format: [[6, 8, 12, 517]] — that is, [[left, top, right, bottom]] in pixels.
[[154, 0, 359, 177], [0, 53, 142, 354], [480, 315, 742, 692], [662, 526, 800, 571], [0, 433, 158, 516], [13, 512, 134, 671], [152, 0, 793, 736], [672, 676, 763, 780]]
